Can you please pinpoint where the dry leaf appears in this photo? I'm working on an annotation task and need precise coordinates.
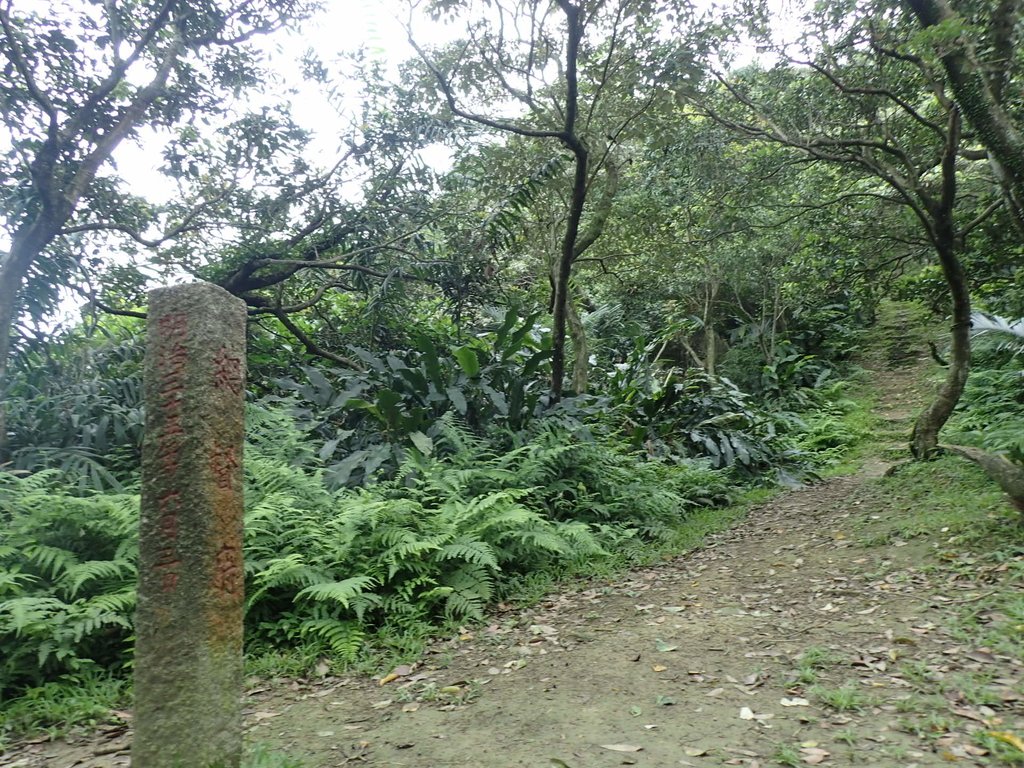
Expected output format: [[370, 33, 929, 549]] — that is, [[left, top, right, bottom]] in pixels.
[[601, 744, 643, 752], [780, 697, 810, 707], [988, 731, 1024, 753], [739, 707, 755, 720], [800, 746, 830, 765], [684, 747, 709, 756], [652, 664, 668, 672], [251, 711, 280, 722], [402, 703, 420, 713]]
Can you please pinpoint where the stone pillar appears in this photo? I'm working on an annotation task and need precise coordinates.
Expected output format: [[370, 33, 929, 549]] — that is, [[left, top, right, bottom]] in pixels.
[[133, 282, 247, 768]]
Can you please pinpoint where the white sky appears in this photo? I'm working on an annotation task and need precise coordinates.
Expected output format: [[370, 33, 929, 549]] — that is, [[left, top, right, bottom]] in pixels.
[[117, 1, 446, 202]]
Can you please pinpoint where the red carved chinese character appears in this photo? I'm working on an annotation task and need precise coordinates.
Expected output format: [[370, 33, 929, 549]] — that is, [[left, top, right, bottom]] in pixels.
[[210, 441, 241, 489], [211, 544, 242, 597], [157, 312, 187, 337], [211, 347, 243, 396]]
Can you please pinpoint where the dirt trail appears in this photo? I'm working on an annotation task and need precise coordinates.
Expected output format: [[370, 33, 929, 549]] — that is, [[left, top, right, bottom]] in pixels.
[[10, 307, 1023, 767]]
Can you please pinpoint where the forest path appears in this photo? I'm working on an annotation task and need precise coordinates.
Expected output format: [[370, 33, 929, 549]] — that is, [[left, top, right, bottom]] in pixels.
[[15, 306, 1024, 768]]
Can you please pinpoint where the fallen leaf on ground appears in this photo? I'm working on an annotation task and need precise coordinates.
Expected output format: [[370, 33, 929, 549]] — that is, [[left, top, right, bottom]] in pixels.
[[988, 731, 1024, 752], [601, 744, 643, 752], [656, 639, 679, 652], [780, 697, 810, 707], [800, 746, 830, 764]]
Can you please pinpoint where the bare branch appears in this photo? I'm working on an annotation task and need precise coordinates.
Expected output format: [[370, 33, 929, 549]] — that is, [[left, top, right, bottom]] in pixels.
[[65, 34, 184, 208], [271, 309, 364, 370], [406, 30, 566, 140]]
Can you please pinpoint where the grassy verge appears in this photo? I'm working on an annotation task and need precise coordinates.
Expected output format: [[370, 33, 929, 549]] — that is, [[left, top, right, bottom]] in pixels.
[[853, 457, 1024, 766]]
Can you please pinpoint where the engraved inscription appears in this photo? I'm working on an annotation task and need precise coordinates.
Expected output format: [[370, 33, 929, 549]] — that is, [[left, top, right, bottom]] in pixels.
[[156, 312, 188, 475], [212, 347, 243, 396], [210, 440, 241, 490], [154, 490, 182, 592], [211, 543, 243, 597], [153, 312, 188, 593]]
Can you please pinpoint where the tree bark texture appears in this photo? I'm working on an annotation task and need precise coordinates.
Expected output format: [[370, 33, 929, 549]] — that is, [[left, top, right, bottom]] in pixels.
[[565, 285, 589, 394], [910, 241, 971, 457], [905, 0, 1024, 218]]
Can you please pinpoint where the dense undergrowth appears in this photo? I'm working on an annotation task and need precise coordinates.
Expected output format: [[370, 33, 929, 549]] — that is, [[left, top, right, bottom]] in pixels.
[[7, 299, 1023, 746], [0, 305, 873, 743]]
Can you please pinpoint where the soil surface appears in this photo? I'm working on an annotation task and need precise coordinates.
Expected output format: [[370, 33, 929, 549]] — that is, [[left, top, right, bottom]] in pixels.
[[7, 309, 1023, 768]]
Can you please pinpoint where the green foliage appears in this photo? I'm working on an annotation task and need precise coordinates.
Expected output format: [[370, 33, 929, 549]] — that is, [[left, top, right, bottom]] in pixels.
[[242, 414, 710, 658], [948, 366, 1024, 462], [944, 313, 1024, 462], [4, 326, 145, 488], [0, 472, 138, 695], [0, 671, 128, 747], [273, 308, 552, 487], [602, 342, 808, 481], [1, 405, 732, 706]]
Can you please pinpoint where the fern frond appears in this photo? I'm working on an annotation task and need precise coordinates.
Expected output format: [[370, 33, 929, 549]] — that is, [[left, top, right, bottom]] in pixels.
[[83, 586, 137, 615], [437, 539, 499, 570], [23, 545, 77, 580], [60, 559, 136, 599], [298, 618, 365, 663], [0, 596, 68, 635], [296, 576, 378, 609], [247, 553, 324, 608]]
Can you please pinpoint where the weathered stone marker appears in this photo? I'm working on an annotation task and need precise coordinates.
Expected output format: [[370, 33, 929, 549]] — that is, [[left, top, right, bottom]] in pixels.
[[133, 282, 247, 768]]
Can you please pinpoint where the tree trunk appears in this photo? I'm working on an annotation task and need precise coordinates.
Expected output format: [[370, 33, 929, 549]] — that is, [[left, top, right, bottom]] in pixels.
[[703, 279, 719, 376], [910, 239, 971, 458], [565, 285, 589, 394], [906, 0, 1024, 217], [0, 223, 56, 461], [550, 144, 588, 398]]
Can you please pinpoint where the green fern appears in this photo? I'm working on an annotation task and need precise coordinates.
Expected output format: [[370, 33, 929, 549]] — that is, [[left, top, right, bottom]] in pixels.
[[298, 619, 365, 663], [296, 576, 378, 609]]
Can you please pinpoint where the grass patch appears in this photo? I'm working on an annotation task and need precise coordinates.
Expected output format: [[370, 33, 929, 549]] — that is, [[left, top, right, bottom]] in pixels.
[[811, 681, 871, 712], [773, 743, 803, 767], [0, 672, 128, 751], [855, 456, 1013, 545], [849, 452, 1024, 761]]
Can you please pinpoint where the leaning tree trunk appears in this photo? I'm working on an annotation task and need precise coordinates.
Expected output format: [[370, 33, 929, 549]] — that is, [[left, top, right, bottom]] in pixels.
[[910, 238, 971, 458]]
